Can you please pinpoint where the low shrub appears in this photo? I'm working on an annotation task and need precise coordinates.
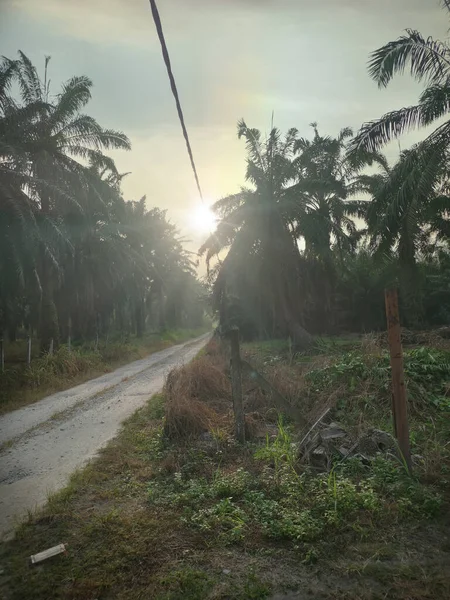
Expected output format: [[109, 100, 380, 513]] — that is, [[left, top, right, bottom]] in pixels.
[[21, 347, 103, 388], [305, 347, 450, 415]]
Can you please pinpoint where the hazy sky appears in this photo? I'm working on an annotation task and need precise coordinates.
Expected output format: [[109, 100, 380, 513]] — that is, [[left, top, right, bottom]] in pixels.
[[1, 0, 447, 249]]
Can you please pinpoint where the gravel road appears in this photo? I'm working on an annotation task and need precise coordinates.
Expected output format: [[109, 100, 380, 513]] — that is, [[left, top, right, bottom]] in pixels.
[[0, 334, 210, 538]]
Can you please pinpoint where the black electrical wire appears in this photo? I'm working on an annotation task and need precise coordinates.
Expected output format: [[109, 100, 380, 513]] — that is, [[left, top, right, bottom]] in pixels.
[[148, 0, 204, 201]]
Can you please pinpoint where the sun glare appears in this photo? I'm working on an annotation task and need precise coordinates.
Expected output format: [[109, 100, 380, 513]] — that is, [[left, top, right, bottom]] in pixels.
[[191, 203, 216, 233]]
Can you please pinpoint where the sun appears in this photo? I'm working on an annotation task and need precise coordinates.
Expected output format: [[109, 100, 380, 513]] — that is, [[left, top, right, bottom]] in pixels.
[[190, 203, 216, 233]]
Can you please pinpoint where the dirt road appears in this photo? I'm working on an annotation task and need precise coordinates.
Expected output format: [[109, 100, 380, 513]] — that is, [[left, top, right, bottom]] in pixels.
[[0, 334, 210, 538]]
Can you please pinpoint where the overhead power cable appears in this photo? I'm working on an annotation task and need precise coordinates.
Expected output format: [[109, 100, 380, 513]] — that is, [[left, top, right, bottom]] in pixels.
[[148, 0, 204, 201]]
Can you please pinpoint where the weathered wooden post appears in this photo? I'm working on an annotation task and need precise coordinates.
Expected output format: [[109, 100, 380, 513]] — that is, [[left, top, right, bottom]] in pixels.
[[229, 327, 245, 443], [384, 288, 412, 472]]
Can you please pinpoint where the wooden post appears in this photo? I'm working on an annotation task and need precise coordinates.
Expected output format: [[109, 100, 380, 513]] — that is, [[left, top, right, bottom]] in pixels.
[[229, 327, 245, 443], [384, 288, 412, 472], [49, 338, 54, 356], [27, 336, 32, 365]]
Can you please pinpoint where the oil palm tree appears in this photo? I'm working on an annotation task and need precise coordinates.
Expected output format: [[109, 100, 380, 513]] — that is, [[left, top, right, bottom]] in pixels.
[[351, 0, 450, 158], [365, 145, 448, 261], [291, 123, 388, 261], [0, 51, 131, 351], [200, 120, 313, 347], [359, 143, 450, 322], [348, 1, 450, 319]]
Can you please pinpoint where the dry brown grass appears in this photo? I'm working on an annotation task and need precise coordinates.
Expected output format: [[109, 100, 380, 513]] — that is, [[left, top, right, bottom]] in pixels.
[[163, 340, 232, 439], [164, 329, 450, 447], [163, 338, 333, 440], [364, 327, 450, 351], [242, 351, 335, 427]]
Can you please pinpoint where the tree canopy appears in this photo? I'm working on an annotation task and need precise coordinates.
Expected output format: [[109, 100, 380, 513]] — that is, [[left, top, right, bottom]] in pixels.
[[0, 52, 206, 350]]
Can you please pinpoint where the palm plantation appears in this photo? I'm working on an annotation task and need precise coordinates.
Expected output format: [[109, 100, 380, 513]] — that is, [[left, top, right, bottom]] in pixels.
[[0, 52, 206, 355], [200, 120, 314, 345], [198, 0, 450, 337], [2, 5, 450, 361], [201, 111, 450, 336], [2, 5, 450, 598]]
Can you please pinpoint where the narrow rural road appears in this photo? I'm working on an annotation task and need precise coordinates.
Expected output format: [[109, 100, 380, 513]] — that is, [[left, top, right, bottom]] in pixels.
[[0, 334, 210, 538]]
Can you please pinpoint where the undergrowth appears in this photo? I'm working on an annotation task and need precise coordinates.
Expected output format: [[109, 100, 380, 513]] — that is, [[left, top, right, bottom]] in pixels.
[[305, 346, 450, 413], [148, 423, 442, 551], [2, 336, 449, 600]]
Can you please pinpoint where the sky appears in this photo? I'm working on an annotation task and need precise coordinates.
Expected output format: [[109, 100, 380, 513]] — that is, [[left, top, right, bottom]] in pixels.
[[0, 0, 447, 252]]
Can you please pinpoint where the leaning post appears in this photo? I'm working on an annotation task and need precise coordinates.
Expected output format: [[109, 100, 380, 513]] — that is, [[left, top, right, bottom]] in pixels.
[[384, 288, 412, 473], [229, 327, 245, 443]]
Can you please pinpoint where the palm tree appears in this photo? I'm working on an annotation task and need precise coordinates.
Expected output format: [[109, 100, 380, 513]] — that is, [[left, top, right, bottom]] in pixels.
[[346, 2, 450, 321], [351, 0, 450, 160], [291, 123, 388, 261], [1, 51, 208, 353], [365, 147, 447, 258], [200, 120, 313, 347], [1, 56, 56, 341], [347, 140, 449, 324], [0, 51, 131, 351]]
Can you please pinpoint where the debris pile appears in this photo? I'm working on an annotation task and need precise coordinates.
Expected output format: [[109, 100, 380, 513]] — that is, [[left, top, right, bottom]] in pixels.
[[299, 421, 398, 471]]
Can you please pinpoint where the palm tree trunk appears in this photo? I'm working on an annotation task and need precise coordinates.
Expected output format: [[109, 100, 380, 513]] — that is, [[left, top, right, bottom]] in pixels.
[[158, 286, 166, 331], [38, 245, 59, 354], [135, 301, 144, 338], [269, 211, 313, 349], [39, 286, 59, 354], [278, 288, 313, 349]]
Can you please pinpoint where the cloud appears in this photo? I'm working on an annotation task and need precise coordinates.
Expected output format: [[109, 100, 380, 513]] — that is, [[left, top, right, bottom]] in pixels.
[[3, 0, 447, 259], [8, 0, 438, 44], [6, 0, 443, 53]]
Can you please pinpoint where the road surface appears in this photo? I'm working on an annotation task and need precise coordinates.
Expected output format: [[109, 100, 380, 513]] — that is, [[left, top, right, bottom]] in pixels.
[[0, 334, 209, 538]]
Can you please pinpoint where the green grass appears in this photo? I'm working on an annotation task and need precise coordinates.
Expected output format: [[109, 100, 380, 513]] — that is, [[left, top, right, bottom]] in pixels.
[[0, 327, 210, 414], [1, 337, 449, 599], [243, 335, 361, 367]]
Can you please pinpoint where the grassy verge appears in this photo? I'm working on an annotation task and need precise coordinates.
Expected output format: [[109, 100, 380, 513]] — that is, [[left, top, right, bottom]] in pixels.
[[1, 336, 449, 599], [0, 328, 209, 415]]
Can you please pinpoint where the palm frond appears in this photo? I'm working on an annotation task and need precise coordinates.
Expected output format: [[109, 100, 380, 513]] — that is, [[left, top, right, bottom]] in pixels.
[[344, 199, 370, 220], [350, 104, 424, 152], [212, 191, 249, 219], [237, 119, 265, 173], [338, 126, 353, 142], [369, 29, 450, 88], [345, 147, 390, 174], [0, 57, 20, 109], [16, 50, 43, 104], [62, 128, 131, 151], [418, 82, 450, 125], [51, 76, 92, 127]]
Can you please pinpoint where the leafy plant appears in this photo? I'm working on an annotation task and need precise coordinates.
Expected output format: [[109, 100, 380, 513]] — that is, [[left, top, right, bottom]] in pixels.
[[305, 347, 450, 413], [254, 416, 298, 475]]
